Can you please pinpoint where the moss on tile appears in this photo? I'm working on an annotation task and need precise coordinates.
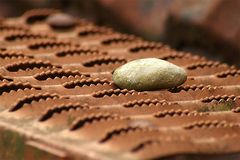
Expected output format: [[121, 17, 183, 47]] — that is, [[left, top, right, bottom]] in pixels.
[[198, 101, 234, 112]]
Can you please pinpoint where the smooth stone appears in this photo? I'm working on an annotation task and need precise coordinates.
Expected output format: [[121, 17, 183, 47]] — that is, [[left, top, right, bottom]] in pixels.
[[47, 13, 77, 29], [113, 58, 187, 91]]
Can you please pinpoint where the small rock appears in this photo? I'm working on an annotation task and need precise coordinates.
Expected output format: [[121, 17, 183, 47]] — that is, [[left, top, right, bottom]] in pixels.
[[113, 58, 187, 91], [47, 13, 77, 29]]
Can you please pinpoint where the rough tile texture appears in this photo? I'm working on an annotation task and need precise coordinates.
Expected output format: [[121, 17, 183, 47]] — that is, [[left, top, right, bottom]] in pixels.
[[0, 8, 240, 160]]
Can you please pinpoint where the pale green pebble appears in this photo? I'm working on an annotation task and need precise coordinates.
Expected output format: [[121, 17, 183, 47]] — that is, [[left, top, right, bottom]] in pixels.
[[112, 58, 187, 91]]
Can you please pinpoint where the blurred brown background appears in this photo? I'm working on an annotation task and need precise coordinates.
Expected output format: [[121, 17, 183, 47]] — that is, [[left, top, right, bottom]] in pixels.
[[1, 0, 240, 65]]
